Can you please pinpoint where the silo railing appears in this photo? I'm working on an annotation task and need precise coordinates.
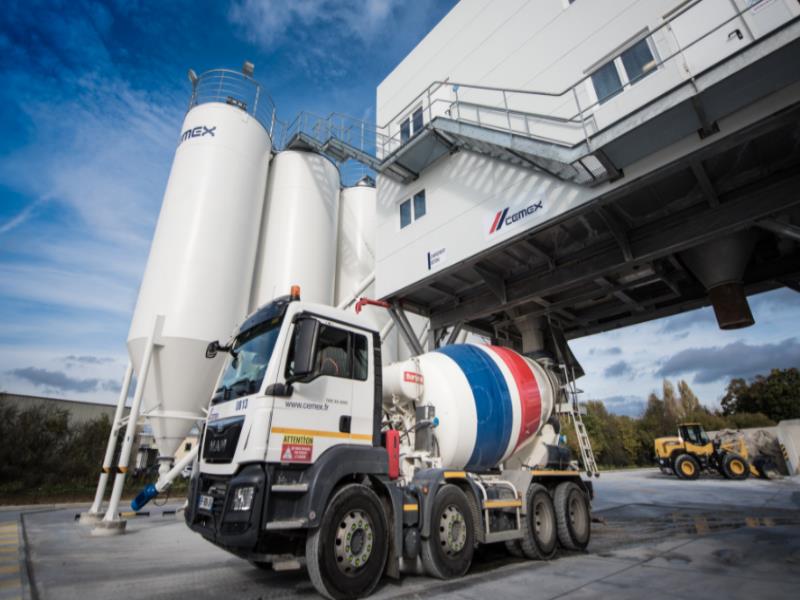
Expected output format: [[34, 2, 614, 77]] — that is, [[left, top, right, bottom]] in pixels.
[[189, 69, 278, 139]]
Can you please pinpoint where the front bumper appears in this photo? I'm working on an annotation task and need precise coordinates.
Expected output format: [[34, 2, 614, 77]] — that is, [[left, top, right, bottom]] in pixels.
[[185, 464, 267, 551]]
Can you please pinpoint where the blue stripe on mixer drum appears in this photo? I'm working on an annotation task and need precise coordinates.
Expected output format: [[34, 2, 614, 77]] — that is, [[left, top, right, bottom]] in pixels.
[[436, 345, 513, 469]]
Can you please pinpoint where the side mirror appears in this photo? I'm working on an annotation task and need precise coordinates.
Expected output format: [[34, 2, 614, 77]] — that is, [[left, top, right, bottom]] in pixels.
[[287, 317, 318, 383], [205, 341, 220, 359]]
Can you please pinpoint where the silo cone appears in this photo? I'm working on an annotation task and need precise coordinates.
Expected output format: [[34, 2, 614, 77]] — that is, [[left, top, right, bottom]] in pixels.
[[680, 230, 758, 329]]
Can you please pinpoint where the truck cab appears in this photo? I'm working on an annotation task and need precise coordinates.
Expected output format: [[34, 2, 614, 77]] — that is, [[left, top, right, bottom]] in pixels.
[[185, 292, 387, 562]]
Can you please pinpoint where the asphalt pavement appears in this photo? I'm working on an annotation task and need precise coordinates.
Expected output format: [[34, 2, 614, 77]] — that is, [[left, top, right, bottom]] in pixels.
[[3, 468, 799, 600]]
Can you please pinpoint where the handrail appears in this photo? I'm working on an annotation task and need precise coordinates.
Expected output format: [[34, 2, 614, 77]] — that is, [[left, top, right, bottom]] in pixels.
[[268, 0, 796, 171], [378, 0, 785, 132], [189, 68, 278, 138]]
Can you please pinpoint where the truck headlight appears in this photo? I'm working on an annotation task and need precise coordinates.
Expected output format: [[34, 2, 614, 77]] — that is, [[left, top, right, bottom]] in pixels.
[[231, 486, 255, 511]]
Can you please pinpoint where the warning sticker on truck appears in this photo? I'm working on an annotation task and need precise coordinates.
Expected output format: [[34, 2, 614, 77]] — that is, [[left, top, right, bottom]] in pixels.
[[403, 371, 424, 384], [281, 435, 313, 463]]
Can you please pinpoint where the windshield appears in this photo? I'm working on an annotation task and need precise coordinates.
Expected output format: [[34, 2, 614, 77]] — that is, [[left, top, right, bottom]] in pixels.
[[212, 319, 282, 404]]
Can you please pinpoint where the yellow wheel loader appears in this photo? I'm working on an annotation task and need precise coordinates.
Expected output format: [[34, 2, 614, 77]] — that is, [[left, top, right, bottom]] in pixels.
[[654, 423, 756, 480]]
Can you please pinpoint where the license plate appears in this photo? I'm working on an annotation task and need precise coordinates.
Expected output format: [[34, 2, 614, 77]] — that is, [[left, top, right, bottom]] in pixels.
[[198, 494, 214, 511]]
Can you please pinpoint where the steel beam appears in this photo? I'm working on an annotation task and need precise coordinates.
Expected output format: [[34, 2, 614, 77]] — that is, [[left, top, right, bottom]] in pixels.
[[521, 239, 555, 269], [758, 218, 800, 242], [598, 207, 633, 262], [691, 161, 720, 208], [388, 304, 424, 356], [566, 259, 800, 338], [473, 264, 507, 303]]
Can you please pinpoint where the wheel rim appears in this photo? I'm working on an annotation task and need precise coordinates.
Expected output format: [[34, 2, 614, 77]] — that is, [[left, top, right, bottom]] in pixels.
[[439, 503, 467, 555], [334, 509, 374, 574], [731, 459, 745, 475], [532, 496, 553, 543], [681, 461, 695, 476], [567, 493, 587, 535]]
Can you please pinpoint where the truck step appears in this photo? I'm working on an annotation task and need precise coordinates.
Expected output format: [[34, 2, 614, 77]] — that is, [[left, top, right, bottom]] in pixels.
[[271, 483, 309, 493], [484, 529, 523, 543], [265, 518, 308, 530]]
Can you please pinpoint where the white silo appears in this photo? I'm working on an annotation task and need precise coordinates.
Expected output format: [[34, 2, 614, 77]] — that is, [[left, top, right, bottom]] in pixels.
[[90, 68, 275, 532], [334, 177, 396, 363], [250, 150, 340, 308]]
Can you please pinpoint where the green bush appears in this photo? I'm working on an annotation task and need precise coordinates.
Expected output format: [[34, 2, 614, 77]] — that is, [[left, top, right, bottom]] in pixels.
[[0, 404, 112, 494]]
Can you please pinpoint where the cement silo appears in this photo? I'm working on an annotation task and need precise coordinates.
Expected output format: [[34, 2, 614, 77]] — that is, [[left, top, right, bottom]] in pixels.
[[333, 177, 397, 361], [89, 68, 275, 532], [250, 150, 340, 308]]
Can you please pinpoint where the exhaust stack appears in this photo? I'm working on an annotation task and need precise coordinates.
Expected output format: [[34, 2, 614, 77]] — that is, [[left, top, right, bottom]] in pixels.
[[680, 230, 757, 330]]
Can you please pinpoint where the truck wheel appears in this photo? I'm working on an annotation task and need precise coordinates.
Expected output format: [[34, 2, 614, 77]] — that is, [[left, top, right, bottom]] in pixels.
[[554, 482, 590, 551], [421, 484, 475, 579], [305, 483, 388, 600], [673, 454, 700, 480], [519, 483, 557, 559], [504, 540, 523, 558], [722, 453, 749, 480]]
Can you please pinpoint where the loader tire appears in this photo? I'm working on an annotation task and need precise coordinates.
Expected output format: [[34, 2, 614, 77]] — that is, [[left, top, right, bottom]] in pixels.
[[305, 483, 388, 600], [554, 481, 590, 551], [722, 453, 749, 480], [674, 454, 700, 480]]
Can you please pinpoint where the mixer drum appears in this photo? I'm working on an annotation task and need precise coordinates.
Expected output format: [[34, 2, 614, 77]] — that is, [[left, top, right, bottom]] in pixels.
[[404, 344, 557, 471]]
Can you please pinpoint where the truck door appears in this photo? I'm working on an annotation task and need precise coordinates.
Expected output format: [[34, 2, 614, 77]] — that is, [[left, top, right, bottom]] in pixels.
[[267, 317, 373, 464]]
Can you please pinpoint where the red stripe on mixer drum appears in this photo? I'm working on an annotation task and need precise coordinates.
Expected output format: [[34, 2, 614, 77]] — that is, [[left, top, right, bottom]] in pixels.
[[489, 346, 542, 449]]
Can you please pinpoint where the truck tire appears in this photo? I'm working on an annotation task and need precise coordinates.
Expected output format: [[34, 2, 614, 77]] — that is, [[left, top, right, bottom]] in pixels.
[[673, 454, 700, 480], [504, 540, 524, 558], [305, 483, 388, 600], [721, 453, 749, 480], [421, 484, 475, 579], [520, 483, 557, 559], [553, 481, 590, 551]]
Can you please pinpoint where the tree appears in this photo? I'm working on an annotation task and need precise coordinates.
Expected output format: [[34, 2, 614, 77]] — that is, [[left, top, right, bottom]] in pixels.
[[678, 380, 701, 417], [721, 368, 800, 422]]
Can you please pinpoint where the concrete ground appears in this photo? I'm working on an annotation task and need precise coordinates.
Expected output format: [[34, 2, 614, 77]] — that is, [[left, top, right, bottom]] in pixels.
[[3, 468, 799, 600]]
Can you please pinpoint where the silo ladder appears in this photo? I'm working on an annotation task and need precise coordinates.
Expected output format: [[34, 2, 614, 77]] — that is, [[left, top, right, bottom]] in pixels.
[[561, 365, 599, 477]]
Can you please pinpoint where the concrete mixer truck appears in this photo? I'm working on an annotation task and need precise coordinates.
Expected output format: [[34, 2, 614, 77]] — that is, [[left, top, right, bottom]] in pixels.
[[182, 288, 593, 600]]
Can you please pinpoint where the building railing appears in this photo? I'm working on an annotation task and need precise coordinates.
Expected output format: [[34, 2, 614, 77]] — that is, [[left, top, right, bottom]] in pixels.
[[375, 0, 799, 158]]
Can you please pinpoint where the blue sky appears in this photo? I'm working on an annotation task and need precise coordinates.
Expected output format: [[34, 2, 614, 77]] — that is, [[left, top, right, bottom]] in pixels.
[[1, 0, 798, 414]]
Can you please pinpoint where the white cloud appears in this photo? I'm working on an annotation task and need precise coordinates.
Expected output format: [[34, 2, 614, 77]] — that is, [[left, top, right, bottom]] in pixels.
[[227, 0, 403, 47], [572, 288, 800, 410], [0, 201, 42, 235]]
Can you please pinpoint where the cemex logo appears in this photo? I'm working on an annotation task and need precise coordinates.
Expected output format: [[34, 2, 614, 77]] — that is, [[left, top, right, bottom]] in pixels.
[[489, 200, 544, 234], [180, 125, 216, 144]]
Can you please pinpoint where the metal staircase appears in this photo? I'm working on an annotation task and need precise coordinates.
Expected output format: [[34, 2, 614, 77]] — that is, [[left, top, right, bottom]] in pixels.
[[276, 82, 622, 187], [278, 113, 415, 183], [559, 364, 599, 478]]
